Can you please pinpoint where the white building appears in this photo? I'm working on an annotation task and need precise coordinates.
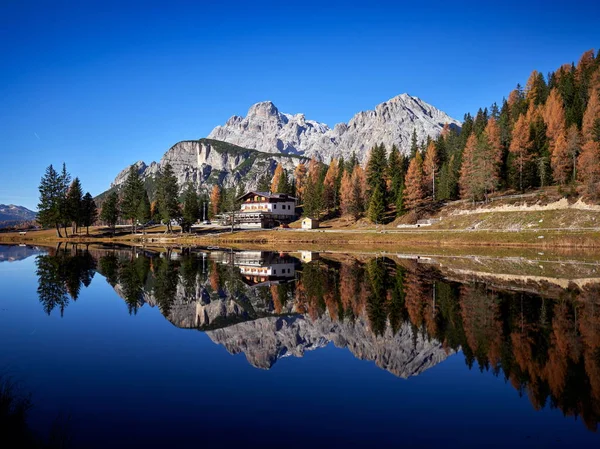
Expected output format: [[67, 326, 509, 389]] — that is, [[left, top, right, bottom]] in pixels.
[[237, 191, 297, 228]]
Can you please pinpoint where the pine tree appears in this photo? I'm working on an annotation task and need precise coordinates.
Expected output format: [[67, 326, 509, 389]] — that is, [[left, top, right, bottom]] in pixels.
[[387, 144, 404, 208], [121, 165, 145, 233], [367, 184, 385, 223], [404, 153, 425, 210], [410, 128, 419, 159], [351, 165, 367, 219], [346, 151, 359, 172], [276, 167, 291, 194], [38, 164, 64, 237], [100, 191, 119, 235], [65, 177, 83, 234], [136, 191, 151, 232], [58, 163, 71, 237], [81, 192, 97, 235], [155, 162, 180, 232], [578, 140, 600, 197], [181, 183, 200, 233], [257, 171, 271, 192]]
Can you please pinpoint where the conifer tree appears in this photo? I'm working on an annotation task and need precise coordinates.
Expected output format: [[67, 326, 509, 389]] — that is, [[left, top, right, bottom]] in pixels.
[[387, 144, 404, 208], [257, 172, 271, 192], [509, 112, 533, 191], [551, 131, 571, 185], [367, 183, 385, 223], [38, 164, 64, 237], [293, 163, 307, 203], [121, 165, 145, 233], [100, 191, 119, 236], [423, 141, 438, 200], [65, 177, 83, 234], [136, 191, 151, 233], [459, 134, 480, 201], [181, 183, 200, 233], [210, 185, 221, 217], [155, 162, 180, 232], [340, 170, 353, 218], [81, 192, 97, 235], [404, 153, 425, 210], [270, 164, 284, 193], [58, 163, 71, 237], [543, 88, 567, 158], [410, 128, 419, 159], [276, 167, 291, 194], [323, 159, 340, 211]]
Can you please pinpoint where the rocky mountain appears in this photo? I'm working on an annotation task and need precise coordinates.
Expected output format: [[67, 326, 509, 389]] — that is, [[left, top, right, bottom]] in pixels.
[[0, 204, 37, 228], [208, 93, 461, 163], [107, 138, 306, 195], [106, 93, 459, 195], [104, 254, 452, 379], [105, 139, 305, 190]]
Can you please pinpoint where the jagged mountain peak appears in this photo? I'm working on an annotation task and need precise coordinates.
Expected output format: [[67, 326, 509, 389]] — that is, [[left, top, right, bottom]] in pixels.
[[208, 94, 460, 163]]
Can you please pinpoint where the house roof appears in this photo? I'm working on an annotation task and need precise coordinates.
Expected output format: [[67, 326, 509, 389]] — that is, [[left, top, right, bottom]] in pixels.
[[237, 191, 296, 201]]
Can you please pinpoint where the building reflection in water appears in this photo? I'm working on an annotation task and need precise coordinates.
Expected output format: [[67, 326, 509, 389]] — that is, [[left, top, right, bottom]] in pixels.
[[32, 244, 600, 432]]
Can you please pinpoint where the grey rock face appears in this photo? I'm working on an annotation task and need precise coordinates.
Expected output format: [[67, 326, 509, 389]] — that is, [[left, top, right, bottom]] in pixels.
[[109, 139, 301, 193], [208, 94, 461, 164], [206, 314, 453, 377]]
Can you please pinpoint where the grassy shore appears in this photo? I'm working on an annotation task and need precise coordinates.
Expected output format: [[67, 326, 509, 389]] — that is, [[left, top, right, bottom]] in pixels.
[[2, 224, 600, 256]]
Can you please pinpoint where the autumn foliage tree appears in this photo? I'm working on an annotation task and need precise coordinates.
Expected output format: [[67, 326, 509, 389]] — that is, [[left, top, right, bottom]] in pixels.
[[404, 153, 425, 210], [210, 185, 221, 216], [270, 163, 284, 193], [423, 141, 438, 200]]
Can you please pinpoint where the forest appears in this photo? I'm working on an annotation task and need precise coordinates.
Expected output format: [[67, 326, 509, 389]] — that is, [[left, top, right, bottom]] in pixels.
[[35, 49, 600, 231]]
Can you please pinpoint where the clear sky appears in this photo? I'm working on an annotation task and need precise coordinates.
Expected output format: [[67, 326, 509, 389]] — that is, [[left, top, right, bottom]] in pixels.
[[1, 0, 598, 210]]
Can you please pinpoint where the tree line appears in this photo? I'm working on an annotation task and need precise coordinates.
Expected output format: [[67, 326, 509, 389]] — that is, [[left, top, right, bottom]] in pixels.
[[265, 48, 600, 223], [37, 163, 98, 236]]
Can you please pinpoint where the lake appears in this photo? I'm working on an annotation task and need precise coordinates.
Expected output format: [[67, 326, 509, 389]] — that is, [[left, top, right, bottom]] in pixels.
[[1, 243, 599, 448]]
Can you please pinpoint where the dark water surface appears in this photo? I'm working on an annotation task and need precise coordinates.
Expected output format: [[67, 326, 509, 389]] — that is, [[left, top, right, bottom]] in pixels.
[[1, 244, 599, 448]]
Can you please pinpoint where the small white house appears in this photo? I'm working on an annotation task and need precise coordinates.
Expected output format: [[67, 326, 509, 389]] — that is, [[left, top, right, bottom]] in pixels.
[[301, 217, 319, 229]]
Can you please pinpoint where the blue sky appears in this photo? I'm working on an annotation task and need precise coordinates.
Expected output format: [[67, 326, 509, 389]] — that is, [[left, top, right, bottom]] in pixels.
[[1, 0, 598, 210]]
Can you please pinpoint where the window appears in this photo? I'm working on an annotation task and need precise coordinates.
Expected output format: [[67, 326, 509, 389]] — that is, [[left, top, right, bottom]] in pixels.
[[273, 269, 276, 274], [274, 204, 277, 209]]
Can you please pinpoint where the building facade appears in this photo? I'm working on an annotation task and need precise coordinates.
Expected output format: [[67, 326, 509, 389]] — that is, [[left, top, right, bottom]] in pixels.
[[237, 191, 297, 228]]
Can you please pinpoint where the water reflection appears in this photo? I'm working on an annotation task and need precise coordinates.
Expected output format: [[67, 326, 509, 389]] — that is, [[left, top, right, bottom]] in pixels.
[[32, 245, 600, 432]]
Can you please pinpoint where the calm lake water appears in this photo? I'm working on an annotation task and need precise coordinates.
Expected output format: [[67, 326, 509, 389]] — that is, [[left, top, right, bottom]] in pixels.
[[1, 244, 599, 448]]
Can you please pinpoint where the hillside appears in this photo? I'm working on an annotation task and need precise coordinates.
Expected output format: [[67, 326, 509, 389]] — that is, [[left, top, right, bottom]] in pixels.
[[0, 204, 36, 228], [103, 138, 308, 200]]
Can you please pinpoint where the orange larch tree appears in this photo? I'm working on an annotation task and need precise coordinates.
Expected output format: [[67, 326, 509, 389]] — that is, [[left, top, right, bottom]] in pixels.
[[551, 131, 571, 185], [423, 141, 438, 200], [459, 134, 479, 200], [270, 163, 284, 193], [404, 153, 425, 210], [340, 170, 353, 217], [509, 111, 533, 191], [543, 88, 567, 157], [323, 159, 339, 211], [293, 163, 307, 203], [210, 185, 221, 216]]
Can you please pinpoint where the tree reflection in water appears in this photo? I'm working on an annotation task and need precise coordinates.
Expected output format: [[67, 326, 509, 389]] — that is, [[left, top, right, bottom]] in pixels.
[[34, 245, 600, 431]]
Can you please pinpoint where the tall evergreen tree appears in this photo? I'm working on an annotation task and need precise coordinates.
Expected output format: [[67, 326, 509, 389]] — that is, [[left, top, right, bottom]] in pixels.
[[121, 165, 145, 233], [59, 163, 71, 237], [387, 144, 404, 208], [38, 164, 64, 237], [410, 128, 419, 159], [65, 177, 83, 234], [81, 192, 98, 235], [136, 191, 151, 233], [100, 191, 119, 236], [155, 163, 180, 232], [257, 172, 271, 192], [181, 184, 200, 233]]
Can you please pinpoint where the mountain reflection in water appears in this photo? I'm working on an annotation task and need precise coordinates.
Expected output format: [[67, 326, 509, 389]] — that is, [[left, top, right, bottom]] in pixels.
[[31, 245, 600, 432]]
